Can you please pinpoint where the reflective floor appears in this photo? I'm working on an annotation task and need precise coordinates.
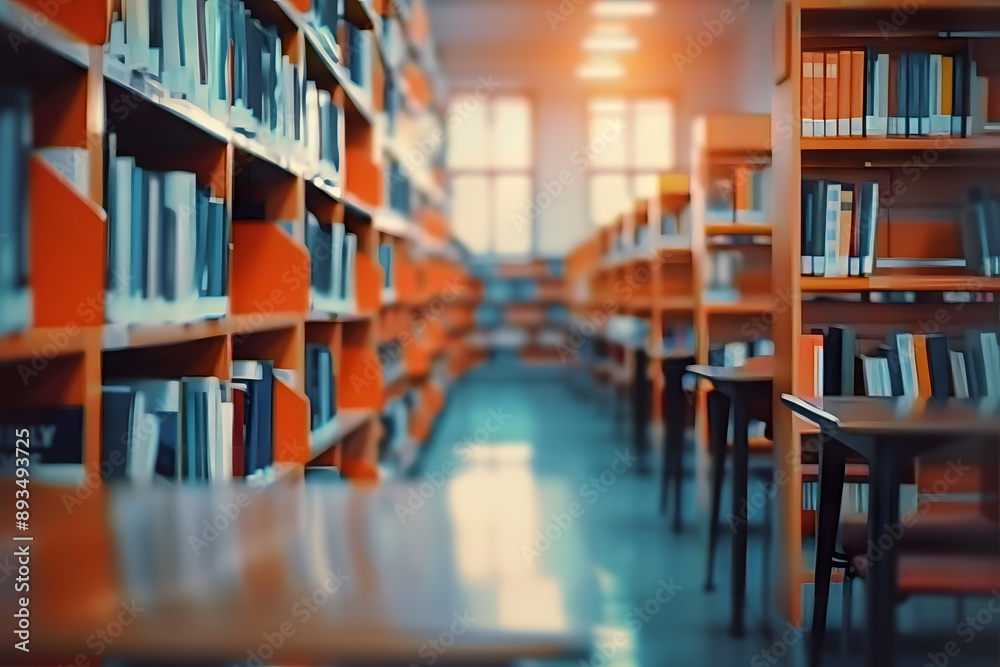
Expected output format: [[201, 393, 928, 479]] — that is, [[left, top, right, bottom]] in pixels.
[[417, 363, 1000, 667]]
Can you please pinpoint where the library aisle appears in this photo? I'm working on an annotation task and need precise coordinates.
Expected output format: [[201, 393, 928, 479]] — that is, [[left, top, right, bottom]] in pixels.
[[419, 363, 1000, 667]]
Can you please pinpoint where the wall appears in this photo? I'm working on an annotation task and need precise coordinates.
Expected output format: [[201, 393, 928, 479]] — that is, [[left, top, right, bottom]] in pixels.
[[430, 0, 775, 258]]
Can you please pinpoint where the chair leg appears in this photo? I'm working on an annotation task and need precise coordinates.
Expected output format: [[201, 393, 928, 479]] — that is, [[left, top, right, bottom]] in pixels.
[[840, 571, 853, 657], [762, 473, 773, 637], [705, 390, 730, 592]]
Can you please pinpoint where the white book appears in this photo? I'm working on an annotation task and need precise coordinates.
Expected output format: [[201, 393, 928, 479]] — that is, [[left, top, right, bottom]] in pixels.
[[950, 350, 969, 398], [281, 56, 295, 141], [160, 0, 183, 95], [305, 81, 321, 170], [822, 183, 842, 277], [204, 0, 228, 118], [108, 157, 135, 323], [145, 172, 162, 306], [107, 20, 128, 64], [127, 391, 160, 483], [330, 222, 346, 304], [162, 171, 198, 321], [870, 54, 889, 136], [896, 333, 918, 398], [815, 347, 824, 397], [981, 333, 1000, 398], [125, 0, 150, 71], [929, 54, 950, 135], [232, 360, 264, 380], [219, 401, 233, 482], [343, 233, 357, 307]]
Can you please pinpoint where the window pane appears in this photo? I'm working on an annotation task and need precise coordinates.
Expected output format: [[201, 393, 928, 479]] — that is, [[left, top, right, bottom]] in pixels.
[[493, 175, 533, 255], [446, 94, 489, 169], [492, 97, 532, 169], [452, 175, 491, 253], [633, 99, 674, 169], [588, 98, 628, 169], [633, 173, 659, 200], [590, 174, 630, 227]]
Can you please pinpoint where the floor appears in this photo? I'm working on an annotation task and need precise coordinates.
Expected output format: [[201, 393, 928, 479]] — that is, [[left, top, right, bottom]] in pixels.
[[415, 363, 1000, 667]]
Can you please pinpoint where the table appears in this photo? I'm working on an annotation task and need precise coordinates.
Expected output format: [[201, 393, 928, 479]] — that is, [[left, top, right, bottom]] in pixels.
[[0, 465, 595, 666], [780, 394, 1000, 667], [659, 353, 695, 530], [686, 363, 773, 637]]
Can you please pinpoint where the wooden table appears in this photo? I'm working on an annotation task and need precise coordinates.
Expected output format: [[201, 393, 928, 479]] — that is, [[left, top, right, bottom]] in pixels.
[[0, 466, 595, 665], [660, 352, 696, 530], [780, 394, 1000, 667], [686, 363, 773, 637]]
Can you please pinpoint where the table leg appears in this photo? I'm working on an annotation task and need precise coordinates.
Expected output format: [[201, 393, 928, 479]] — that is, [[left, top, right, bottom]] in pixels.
[[705, 389, 730, 591], [730, 388, 750, 637], [667, 366, 686, 530], [810, 439, 846, 667], [867, 443, 899, 667]]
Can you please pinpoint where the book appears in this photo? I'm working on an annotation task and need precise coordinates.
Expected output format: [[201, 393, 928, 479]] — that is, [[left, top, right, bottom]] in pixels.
[[102, 387, 135, 480], [913, 334, 932, 397], [825, 52, 838, 137], [233, 360, 274, 474], [802, 52, 816, 137], [837, 50, 851, 136], [0, 406, 84, 465], [799, 334, 824, 397], [950, 349, 970, 398], [822, 182, 842, 277], [856, 182, 880, 276], [0, 89, 31, 335], [823, 326, 855, 396]]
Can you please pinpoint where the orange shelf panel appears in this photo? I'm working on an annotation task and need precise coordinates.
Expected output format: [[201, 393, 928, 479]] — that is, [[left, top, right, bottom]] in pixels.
[[801, 135, 1000, 152], [705, 223, 773, 237], [30, 155, 106, 328], [13, 0, 107, 45], [230, 222, 310, 316], [355, 252, 383, 314], [404, 340, 432, 379], [338, 347, 383, 410], [801, 274, 1000, 293], [273, 378, 311, 465]]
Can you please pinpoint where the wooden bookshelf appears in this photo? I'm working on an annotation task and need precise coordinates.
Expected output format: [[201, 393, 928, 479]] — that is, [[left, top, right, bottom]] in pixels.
[[690, 113, 773, 460], [0, 0, 475, 481], [771, 0, 1000, 626]]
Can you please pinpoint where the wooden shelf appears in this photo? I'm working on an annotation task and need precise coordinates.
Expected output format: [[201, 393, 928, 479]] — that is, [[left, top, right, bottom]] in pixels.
[[801, 274, 1000, 293], [705, 223, 772, 237], [310, 408, 375, 458], [703, 299, 772, 315]]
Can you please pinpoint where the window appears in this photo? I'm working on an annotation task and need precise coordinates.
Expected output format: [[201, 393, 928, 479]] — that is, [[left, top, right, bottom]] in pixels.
[[587, 97, 675, 226], [447, 94, 533, 256]]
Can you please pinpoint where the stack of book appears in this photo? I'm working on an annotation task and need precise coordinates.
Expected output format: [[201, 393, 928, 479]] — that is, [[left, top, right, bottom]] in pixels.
[[801, 327, 1000, 400], [800, 180, 879, 277], [0, 89, 31, 336], [305, 213, 358, 313], [801, 47, 993, 138], [305, 83, 345, 185], [961, 185, 1000, 277], [306, 343, 337, 431], [108, 0, 307, 146], [101, 362, 276, 482], [105, 136, 229, 324]]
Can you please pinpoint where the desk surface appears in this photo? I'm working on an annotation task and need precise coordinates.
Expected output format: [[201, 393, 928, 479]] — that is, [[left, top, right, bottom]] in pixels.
[[0, 466, 594, 664], [781, 394, 1000, 436], [685, 364, 773, 383]]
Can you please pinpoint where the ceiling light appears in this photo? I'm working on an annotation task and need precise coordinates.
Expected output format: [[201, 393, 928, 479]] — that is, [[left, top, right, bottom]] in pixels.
[[583, 33, 639, 52], [576, 61, 625, 79], [592, 1, 656, 18]]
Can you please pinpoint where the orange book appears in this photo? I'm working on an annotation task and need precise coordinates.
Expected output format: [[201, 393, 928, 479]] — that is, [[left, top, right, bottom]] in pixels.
[[850, 51, 865, 135], [825, 52, 839, 137], [802, 52, 815, 137], [838, 51, 852, 136], [942, 56, 954, 116], [799, 334, 825, 397], [913, 335, 932, 397], [814, 53, 826, 136]]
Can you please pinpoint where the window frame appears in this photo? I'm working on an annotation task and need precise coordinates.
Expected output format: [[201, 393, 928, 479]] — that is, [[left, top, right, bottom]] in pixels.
[[447, 91, 536, 259]]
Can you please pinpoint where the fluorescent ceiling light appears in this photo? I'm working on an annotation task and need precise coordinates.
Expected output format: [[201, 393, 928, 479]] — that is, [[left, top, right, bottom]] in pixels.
[[592, 1, 656, 18], [576, 61, 625, 79], [583, 33, 639, 52]]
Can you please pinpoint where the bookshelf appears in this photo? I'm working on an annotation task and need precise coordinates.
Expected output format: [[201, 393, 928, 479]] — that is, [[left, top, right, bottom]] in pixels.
[[0, 0, 475, 482], [771, 0, 1000, 625], [690, 114, 773, 463]]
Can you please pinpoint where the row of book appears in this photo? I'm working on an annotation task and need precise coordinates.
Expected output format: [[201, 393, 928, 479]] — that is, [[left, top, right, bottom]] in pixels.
[[801, 327, 1000, 399], [708, 340, 776, 368], [707, 165, 769, 223], [962, 185, 1000, 277], [386, 159, 412, 217], [105, 134, 229, 324], [101, 361, 279, 483], [800, 180, 879, 277], [305, 213, 358, 313], [305, 84, 346, 185], [306, 344, 338, 431], [801, 47, 993, 138], [0, 89, 30, 336]]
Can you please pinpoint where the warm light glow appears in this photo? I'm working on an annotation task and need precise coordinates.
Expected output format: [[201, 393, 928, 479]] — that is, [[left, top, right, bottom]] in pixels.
[[583, 33, 639, 52], [576, 61, 625, 79], [592, 1, 656, 18]]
